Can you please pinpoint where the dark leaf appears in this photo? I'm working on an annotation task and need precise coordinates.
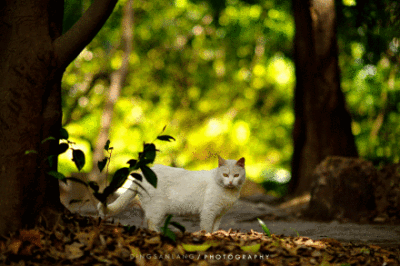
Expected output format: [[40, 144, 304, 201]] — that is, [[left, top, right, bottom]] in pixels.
[[88, 181, 100, 192], [107, 167, 130, 194], [157, 135, 176, 142], [161, 215, 176, 241], [104, 140, 111, 151], [123, 225, 136, 233], [130, 173, 142, 182], [94, 192, 108, 203], [129, 180, 150, 197], [163, 214, 173, 229], [48, 171, 66, 181], [141, 143, 156, 164], [72, 149, 85, 171], [47, 155, 57, 168], [59, 128, 69, 140], [170, 221, 186, 233], [127, 159, 138, 171], [98, 158, 108, 173], [140, 165, 157, 188], [162, 227, 176, 242], [69, 199, 83, 204], [56, 143, 69, 155], [64, 177, 89, 188]]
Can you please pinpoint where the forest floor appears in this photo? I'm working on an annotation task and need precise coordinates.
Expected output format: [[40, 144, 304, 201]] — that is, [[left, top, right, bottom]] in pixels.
[[1, 194, 400, 265]]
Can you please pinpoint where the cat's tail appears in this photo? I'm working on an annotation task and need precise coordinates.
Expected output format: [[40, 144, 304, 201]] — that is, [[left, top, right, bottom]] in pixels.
[[97, 181, 140, 218]]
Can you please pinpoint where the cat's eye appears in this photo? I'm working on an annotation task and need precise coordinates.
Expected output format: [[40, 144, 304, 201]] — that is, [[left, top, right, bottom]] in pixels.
[[234, 174, 239, 177], [223, 173, 229, 177]]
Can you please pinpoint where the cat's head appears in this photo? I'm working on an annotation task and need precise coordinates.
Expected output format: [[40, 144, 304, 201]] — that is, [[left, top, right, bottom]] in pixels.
[[216, 156, 246, 189]]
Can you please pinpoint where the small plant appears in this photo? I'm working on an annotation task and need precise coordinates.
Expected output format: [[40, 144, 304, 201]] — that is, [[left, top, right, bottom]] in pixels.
[[46, 126, 174, 208], [290, 227, 300, 237], [160, 214, 185, 242], [257, 218, 271, 237]]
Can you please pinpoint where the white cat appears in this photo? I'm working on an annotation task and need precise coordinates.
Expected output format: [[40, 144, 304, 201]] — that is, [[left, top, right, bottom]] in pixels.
[[98, 156, 246, 232]]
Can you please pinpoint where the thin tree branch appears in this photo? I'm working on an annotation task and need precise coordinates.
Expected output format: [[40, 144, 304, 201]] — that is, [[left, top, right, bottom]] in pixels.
[[88, 0, 133, 184], [54, 0, 119, 70], [63, 72, 110, 126]]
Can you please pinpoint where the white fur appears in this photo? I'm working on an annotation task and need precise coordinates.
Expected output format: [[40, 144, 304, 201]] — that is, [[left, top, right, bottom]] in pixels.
[[98, 157, 246, 232]]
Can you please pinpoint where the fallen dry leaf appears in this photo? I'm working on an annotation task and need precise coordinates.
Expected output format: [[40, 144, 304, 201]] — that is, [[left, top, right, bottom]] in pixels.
[[0, 211, 398, 265]]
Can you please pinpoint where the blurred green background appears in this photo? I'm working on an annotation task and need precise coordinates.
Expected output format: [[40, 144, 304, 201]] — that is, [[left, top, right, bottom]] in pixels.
[[59, 0, 400, 197]]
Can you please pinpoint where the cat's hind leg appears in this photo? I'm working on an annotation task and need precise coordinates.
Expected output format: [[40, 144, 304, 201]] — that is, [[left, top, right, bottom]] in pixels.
[[212, 215, 223, 232], [145, 211, 165, 232]]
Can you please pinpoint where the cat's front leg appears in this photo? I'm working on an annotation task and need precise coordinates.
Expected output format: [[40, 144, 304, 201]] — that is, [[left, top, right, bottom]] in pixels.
[[200, 209, 220, 232]]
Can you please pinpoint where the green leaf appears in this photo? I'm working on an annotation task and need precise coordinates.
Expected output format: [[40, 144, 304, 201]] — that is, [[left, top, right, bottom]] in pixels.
[[163, 214, 173, 232], [257, 218, 271, 237], [127, 159, 138, 171], [98, 158, 108, 173], [157, 135, 176, 142], [240, 243, 261, 253], [162, 227, 176, 242], [290, 227, 300, 237], [25, 150, 38, 155], [41, 136, 56, 144], [48, 171, 66, 181], [47, 155, 58, 168], [170, 221, 186, 233], [130, 173, 142, 182], [56, 143, 69, 155], [107, 167, 130, 193], [140, 165, 157, 188], [142, 143, 156, 164], [181, 243, 212, 252], [59, 128, 69, 140], [104, 140, 111, 151], [72, 149, 85, 171]]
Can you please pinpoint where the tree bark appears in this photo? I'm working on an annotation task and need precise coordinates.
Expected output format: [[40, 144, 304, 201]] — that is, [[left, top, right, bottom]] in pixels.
[[290, 0, 358, 196], [0, 0, 119, 235]]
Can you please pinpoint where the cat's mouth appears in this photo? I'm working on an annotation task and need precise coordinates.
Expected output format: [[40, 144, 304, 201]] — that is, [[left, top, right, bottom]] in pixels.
[[225, 184, 236, 189]]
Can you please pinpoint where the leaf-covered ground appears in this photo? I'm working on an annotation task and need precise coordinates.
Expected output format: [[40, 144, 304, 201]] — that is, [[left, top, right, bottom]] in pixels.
[[0, 212, 399, 265]]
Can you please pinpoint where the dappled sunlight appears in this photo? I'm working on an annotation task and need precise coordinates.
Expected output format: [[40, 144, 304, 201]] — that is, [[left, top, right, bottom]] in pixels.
[[60, 0, 400, 188]]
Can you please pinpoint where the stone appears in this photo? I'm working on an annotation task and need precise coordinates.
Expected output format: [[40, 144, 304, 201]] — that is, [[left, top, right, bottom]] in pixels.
[[305, 156, 376, 221]]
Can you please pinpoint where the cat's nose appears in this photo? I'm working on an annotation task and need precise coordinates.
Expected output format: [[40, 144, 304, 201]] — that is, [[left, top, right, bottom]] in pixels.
[[229, 181, 232, 185]]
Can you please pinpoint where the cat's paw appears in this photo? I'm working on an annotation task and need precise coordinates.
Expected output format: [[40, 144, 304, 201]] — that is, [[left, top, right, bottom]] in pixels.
[[97, 202, 108, 218]]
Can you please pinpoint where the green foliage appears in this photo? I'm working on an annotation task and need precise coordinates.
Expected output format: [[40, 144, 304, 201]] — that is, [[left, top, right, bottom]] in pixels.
[[49, 126, 174, 206], [59, 128, 69, 140], [61, 0, 400, 195], [60, 0, 295, 186], [337, 0, 400, 165], [72, 149, 85, 171], [161, 214, 186, 242], [257, 218, 271, 237]]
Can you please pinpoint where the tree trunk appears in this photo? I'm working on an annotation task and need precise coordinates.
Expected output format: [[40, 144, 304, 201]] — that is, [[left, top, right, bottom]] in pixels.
[[290, 0, 358, 196], [0, 0, 64, 234], [0, 0, 119, 235]]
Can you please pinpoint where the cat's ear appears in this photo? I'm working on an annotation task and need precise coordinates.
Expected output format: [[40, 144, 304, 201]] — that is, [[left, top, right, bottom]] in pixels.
[[236, 157, 245, 168], [218, 155, 227, 167]]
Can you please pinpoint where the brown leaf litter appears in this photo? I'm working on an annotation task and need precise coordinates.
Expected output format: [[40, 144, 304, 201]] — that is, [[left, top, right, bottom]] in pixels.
[[0, 212, 399, 265]]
